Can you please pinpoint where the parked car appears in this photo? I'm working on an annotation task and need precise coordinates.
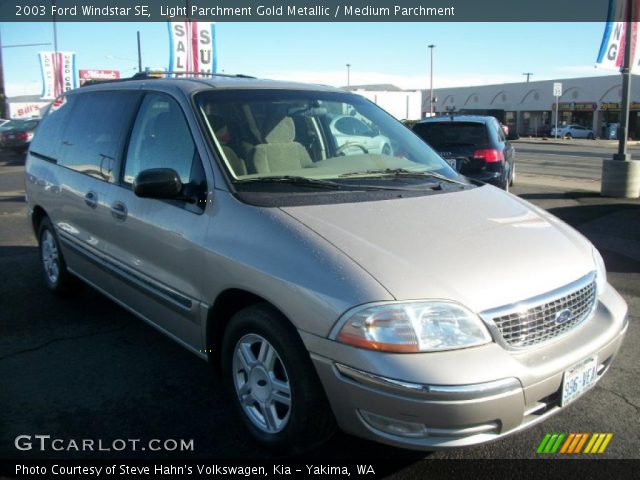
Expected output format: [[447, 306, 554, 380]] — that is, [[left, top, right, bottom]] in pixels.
[[550, 124, 595, 139], [412, 115, 516, 191], [25, 75, 627, 453], [0, 118, 40, 152], [329, 114, 393, 155]]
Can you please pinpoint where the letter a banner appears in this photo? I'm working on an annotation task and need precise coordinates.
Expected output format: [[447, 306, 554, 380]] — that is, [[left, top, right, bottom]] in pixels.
[[168, 22, 216, 76], [596, 0, 640, 72], [39, 51, 77, 100]]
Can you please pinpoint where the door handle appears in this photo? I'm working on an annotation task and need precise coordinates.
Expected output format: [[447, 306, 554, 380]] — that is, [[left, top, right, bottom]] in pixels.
[[84, 191, 98, 209], [110, 201, 128, 221]]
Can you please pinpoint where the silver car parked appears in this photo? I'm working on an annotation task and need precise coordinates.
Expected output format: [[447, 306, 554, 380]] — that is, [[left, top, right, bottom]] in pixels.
[[25, 74, 628, 453]]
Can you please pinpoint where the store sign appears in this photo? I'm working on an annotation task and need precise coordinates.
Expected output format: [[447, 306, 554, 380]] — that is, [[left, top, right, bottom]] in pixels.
[[79, 69, 120, 85], [9, 102, 50, 119], [552, 102, 597, 111], [600, 101, 640, 110]]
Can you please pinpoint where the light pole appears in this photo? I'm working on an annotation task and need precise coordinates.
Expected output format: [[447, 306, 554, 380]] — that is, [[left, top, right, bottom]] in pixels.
[[346, 63, 351, 87], [428, 45, 435, 116], [522, 72, 533, 82]]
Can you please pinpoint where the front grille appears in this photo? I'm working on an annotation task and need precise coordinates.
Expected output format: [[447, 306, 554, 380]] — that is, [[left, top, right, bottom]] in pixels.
[[489, 279, 597, 349]]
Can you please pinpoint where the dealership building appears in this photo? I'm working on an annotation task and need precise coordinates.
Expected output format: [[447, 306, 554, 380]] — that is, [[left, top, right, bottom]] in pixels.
[[421, 75, 640, 139]]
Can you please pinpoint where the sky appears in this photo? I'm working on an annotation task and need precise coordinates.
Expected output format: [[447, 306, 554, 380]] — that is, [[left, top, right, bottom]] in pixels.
[[0, 21, 618, 97]]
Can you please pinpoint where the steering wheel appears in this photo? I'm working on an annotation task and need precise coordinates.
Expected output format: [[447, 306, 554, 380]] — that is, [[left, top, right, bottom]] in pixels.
[[336, 142, 369, 155]]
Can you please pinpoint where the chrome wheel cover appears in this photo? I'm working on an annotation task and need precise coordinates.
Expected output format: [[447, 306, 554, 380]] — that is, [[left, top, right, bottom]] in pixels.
[[232, 333, 292, 433]]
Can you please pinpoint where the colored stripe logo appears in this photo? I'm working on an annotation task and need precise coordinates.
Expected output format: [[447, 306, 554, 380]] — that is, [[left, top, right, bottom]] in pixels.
[[537, 433, 613, 454]]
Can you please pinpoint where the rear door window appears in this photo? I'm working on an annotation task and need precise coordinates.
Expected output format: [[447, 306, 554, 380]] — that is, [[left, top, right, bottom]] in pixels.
[[58, 91, 140, 182]]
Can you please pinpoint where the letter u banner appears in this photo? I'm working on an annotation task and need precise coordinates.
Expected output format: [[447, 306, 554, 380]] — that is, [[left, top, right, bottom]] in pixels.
[[168, 21, 216, 76], [536, 433, 614, 454], [39, 51, 77, 100], [596, 0, 640, 72]]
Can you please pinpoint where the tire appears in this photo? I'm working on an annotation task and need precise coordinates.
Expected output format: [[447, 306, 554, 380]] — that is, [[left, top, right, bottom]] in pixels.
[[509, 163, 516, 187], [38, 217, 73, 295], [381, 143, 392, 156], [222, 304, 335, 453], [587, 133, 594, 140], [564, 133, 572, 139]]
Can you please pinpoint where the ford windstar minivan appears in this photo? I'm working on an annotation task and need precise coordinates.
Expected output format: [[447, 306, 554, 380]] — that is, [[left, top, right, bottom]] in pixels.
[[25, 74, 628, 452]]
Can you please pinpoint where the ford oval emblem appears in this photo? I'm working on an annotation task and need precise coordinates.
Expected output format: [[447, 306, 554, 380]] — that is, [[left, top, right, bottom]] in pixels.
[[555, 309, 572, 325]]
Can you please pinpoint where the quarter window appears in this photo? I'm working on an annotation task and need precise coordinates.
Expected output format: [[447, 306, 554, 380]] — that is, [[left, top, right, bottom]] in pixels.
[[58, 91, 139, 181], [29, 95, 76, 161]]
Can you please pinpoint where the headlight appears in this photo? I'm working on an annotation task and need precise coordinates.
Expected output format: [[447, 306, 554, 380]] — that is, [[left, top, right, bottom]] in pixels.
[[593, 247, 607, 295], [332, 301, 492, 353]]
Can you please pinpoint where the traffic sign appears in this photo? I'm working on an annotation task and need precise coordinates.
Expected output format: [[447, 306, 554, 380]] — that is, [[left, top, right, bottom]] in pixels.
[[553, 82, 563, 97]]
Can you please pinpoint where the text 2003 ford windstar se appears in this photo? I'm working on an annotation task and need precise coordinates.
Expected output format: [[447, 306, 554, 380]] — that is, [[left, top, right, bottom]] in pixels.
[[25, 75, 628, 452]]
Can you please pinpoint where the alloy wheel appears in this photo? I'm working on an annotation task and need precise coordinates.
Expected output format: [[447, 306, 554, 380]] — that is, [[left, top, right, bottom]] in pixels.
[[41, 229, 60, 285], [232, 333, 292, 433]]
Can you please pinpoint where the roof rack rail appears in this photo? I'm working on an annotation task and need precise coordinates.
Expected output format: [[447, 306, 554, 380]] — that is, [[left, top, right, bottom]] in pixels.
[[79, 71, 256, 87], [132, 71, 256, 79]]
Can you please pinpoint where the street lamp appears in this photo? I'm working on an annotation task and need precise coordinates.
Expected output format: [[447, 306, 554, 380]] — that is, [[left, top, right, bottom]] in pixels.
[[428, 45, 435, 116], [346, 63, 351, 87]]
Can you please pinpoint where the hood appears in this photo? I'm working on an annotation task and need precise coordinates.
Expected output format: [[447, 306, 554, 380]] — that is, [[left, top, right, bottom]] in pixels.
[[281, 185, 595, 314]]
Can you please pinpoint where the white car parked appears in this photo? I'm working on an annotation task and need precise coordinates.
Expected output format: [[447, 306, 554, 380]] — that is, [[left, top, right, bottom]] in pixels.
[[329, 115, 393, 155], [550, 124, 595, 139]]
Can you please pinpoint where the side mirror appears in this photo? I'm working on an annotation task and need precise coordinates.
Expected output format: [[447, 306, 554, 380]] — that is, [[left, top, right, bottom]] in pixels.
[[133, 168, 182, 199]]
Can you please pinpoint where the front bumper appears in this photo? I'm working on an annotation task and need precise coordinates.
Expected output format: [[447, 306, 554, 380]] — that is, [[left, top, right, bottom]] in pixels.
[[301, 284, 628, 450]]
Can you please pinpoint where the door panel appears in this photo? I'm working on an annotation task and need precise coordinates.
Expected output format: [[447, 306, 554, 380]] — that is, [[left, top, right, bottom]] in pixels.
[[105, 93, 209, 350]]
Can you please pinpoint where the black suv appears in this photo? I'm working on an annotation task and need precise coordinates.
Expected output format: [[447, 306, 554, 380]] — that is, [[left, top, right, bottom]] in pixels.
[[413, 115, 516, 191]]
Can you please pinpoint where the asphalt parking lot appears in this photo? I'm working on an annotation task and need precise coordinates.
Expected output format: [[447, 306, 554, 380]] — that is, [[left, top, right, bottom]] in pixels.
[[0, 147, 638, 471]]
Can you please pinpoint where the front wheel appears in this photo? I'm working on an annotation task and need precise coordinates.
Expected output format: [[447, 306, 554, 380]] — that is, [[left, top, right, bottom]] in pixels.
[[587, 133, 594, 140], [222, 304, 335, 453], [564, 133, 572, 139]]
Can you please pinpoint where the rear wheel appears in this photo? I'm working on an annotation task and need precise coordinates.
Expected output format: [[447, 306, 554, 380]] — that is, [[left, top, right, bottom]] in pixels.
[[564, 133, 572, 139], [38, 217, 73, 295], [222, 304, 335, 453]]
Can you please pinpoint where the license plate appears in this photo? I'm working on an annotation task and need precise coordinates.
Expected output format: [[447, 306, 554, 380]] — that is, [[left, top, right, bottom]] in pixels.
[[444, 157, 457, 170], [561, 356, 597, 406]]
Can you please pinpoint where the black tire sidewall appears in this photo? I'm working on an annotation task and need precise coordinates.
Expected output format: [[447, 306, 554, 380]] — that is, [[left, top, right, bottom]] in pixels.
[[221, 304, 334, 452]]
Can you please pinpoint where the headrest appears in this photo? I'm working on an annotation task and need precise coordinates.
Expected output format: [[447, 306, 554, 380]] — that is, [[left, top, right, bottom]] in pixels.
[[265, 116, 295, 144]]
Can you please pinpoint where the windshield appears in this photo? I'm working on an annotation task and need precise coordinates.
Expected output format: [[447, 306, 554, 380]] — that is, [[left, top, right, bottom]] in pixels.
[[195, 89, 459, 187]]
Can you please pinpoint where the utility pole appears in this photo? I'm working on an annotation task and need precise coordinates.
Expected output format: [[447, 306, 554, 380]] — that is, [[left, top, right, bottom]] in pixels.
[[601, 0, 640, 198], [428, 44, 435, 116], [0, 25, 51, 119], [522, 72, 533, 82], [346, 63, 351, 87]]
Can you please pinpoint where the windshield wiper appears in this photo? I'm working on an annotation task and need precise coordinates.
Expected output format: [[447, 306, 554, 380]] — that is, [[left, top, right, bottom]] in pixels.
[[235, 175, 414, 191], [339, 168, 467, 186]]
